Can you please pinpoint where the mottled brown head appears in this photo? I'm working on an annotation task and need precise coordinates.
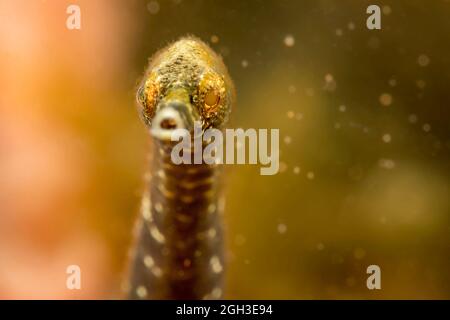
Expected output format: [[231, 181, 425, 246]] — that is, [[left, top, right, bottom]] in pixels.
[[136, 36, 235, 140]]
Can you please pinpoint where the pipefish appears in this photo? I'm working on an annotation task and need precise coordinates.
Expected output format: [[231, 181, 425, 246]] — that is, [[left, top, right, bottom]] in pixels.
[[126, 36, 235, 299]]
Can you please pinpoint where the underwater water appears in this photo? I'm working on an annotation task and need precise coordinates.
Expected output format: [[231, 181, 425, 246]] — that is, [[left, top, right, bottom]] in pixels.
[[0, 0, 449, 299]]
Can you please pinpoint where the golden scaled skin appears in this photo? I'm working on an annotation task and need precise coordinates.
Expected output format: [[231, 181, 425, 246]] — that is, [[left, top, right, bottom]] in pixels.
[[136, 36, 235, 132]]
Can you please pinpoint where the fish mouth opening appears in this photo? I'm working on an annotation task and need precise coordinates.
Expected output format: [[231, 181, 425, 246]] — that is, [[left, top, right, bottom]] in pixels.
[[150, 101, 199, 141]]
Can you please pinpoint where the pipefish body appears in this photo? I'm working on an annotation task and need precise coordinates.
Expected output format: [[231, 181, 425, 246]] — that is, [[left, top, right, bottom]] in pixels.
[[127, 36, 235, 299]]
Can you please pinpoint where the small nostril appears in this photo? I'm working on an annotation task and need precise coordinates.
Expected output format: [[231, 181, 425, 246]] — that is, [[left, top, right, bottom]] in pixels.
[[160, 117, 178, 130]]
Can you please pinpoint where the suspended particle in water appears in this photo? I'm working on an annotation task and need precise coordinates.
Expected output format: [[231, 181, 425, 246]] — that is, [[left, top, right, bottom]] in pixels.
[[382, 5, 392, 15], [234, 234, 246, 246], [324, 73, 336, 91], [325, 73, 334, 83], [295, 113, 303, 120], [277, 223, 287, 234], [288, 85, 297, 94], [279, 162, 287, 173], [348, 22, 355, 30], [416, 80, 426, 89], [423, 123, 431, 132], [284, 34, 295, 47], [241, 60, 248, 68], [293, 166, 300, 174], [147, 1, 160, 14], [284, 136, 292, 145], [317, 243, 325, 251], [210, 35, 219, 44], [382, 133, 392, 143], [287, 110, 295, 119], [335, 28, 343, 37], [379, 158, 396, 169], [379, 93, 393, 106], [388, 78, 397, 87], [306, 171, 315, 180], [408, 114, 418, 124], [339, 105, 346, 112], [334, 122, 341, 129], [418, 54, 430, 67]]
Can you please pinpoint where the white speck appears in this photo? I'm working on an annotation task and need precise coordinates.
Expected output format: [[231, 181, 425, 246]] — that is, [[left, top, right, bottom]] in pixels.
[[408, 114, 418, 124], [207, 228, 217, 238], [208, 204, 216, 214], [306, 171, 315, 180], [284, 34, 295, 47], [149, 224, 165, 244], [423, 123, 431, 132], [339, 105, 346, 112], [324, 74, 336, 91], [335, 28, 343, 37], [418, 54, 430, 67], [147, 1, 160, 14], [416, 80, 426, 89], [378, 158, 396, 169], [211, 287, 222, 298], [293, 166, 300, 174], [379, 93, 393, 106], [154, 202, 163, 213], [142, 196, 152, 221], [382, 134, 392, 143], [234, 234, 246, 246], [210, 35, 219, 43], [136, 285, 148, 298], [241, 60, 248, 68], [210, 256, 223, 274], [287, 110, 295, 119], [151, 266, 163, 277], [347, 22, 355, 30], [382, 5, 392, 15], [277, 223, 287, 234], [284, 136, 292, 145], [143, 255, 154, 268], [325, 73, 334, 83], [388, 78, 397, 87]]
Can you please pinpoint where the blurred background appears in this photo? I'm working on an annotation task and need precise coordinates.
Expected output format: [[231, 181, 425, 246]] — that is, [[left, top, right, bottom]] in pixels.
[[0, 0, 449, 299]]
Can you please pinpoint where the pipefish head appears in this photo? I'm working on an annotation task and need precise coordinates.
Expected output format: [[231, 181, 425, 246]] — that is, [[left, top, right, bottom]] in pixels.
[[136, 36, 235, 141]]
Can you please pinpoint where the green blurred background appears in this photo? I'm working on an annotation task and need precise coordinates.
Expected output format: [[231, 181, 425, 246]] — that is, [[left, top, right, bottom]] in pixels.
[[0, 0, 449, 299]]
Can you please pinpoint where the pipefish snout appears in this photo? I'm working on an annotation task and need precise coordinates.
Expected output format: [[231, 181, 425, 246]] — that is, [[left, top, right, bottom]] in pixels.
[[127, 36, 235, 299]]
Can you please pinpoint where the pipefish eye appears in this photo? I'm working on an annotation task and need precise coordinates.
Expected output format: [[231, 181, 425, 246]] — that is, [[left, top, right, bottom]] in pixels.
[[204, 89, 220, 111], [198, 72, 225, 116]]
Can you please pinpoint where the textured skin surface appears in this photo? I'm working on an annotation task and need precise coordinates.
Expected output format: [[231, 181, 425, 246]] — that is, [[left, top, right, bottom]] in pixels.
[[127, 37, 234, 300]]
